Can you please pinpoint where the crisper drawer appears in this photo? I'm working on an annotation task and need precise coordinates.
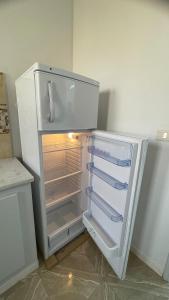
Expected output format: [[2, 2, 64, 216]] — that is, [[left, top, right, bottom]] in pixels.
[[48, 227, 68, 250], [48, 217, 84, 252], [68, 218, 84, 238]]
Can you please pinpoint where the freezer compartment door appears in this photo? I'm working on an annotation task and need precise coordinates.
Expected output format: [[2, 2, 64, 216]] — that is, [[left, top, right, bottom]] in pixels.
[[83, 131, 148, 279], [34, 71, 99, 131]]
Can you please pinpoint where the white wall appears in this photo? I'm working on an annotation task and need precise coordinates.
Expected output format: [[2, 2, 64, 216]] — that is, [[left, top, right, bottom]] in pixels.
[[0, 0, 73, 156], [73, 0, 169, 275], [1, 0, 169, 276], [133, 140, 169, 275]]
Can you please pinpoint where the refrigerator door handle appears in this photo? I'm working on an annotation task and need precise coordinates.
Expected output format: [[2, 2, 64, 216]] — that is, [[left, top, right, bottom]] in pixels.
[[48, 81, 55, 123]]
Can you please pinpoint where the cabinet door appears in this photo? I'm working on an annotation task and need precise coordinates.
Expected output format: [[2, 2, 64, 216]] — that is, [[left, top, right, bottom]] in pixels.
[[83, 130, 148, 279], [0, 192, 25, 282]]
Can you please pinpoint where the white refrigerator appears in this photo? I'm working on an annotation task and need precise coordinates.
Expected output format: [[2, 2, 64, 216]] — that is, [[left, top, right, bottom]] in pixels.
[[16, 63, 148, 279]]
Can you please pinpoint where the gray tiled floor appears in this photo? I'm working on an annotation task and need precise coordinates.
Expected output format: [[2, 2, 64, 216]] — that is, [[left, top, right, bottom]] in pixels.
[[1, 236, 169, 299]]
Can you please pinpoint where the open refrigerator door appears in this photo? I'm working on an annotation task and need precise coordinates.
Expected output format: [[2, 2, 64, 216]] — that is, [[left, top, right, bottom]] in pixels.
[[83, 130, 148, 279]]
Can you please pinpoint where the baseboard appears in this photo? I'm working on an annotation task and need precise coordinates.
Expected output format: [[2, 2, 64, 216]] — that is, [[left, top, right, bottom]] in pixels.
[[0, 260, 39, 295], [131, 246, 163, 276]]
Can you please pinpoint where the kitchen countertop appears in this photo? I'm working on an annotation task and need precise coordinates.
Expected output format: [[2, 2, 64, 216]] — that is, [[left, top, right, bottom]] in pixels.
[[0, 157, 33, 192]]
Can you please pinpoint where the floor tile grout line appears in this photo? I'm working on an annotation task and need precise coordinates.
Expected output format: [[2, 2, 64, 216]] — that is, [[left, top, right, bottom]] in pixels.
[[47, 267, 102, 277], [104, 282, 109, 300], [23, 274, 41, 300], [41, 269, 102, 286], [106, 281, 169, 297], [125, 279, 169, 289], [29, 279, 41, 300]]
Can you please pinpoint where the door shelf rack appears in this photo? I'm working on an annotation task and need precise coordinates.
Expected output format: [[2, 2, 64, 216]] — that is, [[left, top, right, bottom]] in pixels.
[[83, 211, 119, 257], [86, 187, 123, 222], [88, 146, 131, 167], [87, 163, 128, 190]]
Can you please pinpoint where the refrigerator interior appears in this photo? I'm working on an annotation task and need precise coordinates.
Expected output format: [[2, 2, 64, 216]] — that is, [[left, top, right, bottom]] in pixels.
[[41, 130, 145, 276], [42, 132, 90, 253]]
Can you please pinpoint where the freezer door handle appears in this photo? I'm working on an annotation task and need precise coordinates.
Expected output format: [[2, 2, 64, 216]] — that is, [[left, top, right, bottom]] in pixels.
[[48, 81, 55, 123]]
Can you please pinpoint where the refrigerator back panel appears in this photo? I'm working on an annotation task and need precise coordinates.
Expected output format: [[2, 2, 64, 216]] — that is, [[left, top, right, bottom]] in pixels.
[[34, 71, 99, 131]]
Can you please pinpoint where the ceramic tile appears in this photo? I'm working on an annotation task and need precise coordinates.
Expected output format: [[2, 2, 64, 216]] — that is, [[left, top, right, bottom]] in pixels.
[[1, 237, 169, 300], [126, 252, 166, 284], [51, 238, 102, 280], [105, 278, 169, 298], [72, 237, 101, 257], [36, 269, 104, 300], [106, 282, 169, 300], [55, 250, 101, 274], [100, 254, 116, 279], [101, 251, 167, 283], [2, 271, 40, 300], [30, 280, 48, 300], [50, 265, 102, 283], [101, 253, 169, 298]]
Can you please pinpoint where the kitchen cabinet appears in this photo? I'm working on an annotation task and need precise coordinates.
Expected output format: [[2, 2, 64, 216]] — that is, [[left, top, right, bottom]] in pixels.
[[0, 158, 38, 294]]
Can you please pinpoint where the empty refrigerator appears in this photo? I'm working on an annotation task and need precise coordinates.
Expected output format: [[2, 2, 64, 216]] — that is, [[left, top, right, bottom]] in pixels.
[[16, 63, 148, 279]]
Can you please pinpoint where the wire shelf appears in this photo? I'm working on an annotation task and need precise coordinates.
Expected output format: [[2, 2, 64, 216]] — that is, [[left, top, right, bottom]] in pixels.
[[43, 141, 82, 153], [43, 147, 82, 182]]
